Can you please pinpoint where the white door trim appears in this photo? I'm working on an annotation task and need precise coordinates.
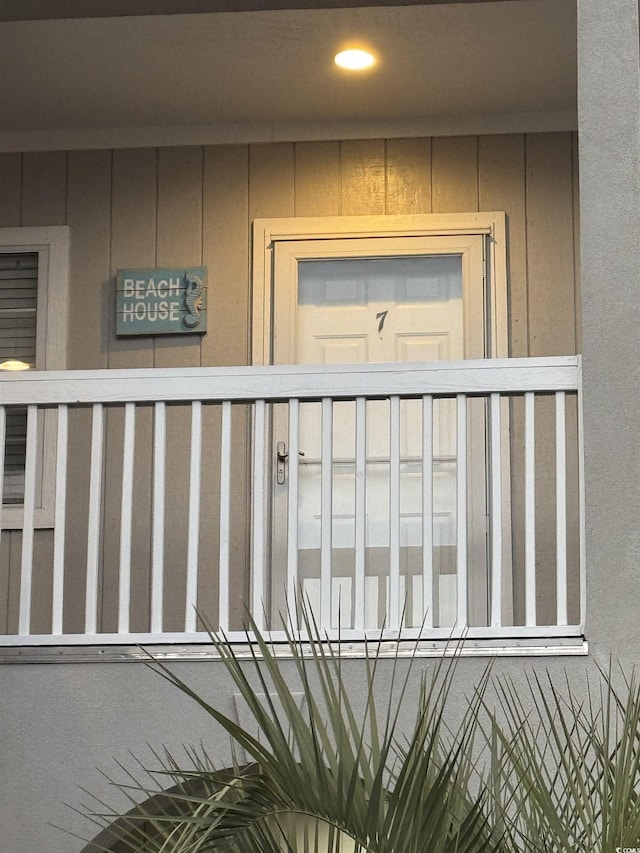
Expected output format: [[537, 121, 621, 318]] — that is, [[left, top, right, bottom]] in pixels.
[[251, 212, 512, 629], [251, 213, 509, 366]]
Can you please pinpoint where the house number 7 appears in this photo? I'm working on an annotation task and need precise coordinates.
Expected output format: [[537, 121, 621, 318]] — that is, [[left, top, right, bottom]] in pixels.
[[376, 310, 388, 332]]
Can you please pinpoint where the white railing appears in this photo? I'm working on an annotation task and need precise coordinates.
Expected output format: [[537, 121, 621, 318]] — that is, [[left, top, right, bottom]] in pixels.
[[0, 356, 584, 647]]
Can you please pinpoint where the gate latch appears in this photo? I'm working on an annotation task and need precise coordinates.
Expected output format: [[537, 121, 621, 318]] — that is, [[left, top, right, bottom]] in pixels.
[[276, 442, 305, 484], [276, 441, 288, 484]]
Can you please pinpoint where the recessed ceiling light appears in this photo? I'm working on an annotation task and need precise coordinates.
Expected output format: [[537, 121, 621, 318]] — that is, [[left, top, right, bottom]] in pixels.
[[334, 49, 376, 72]]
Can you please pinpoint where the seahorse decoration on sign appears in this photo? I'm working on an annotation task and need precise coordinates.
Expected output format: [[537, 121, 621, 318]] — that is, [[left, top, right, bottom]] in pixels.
[[183, 273, 204, 328]]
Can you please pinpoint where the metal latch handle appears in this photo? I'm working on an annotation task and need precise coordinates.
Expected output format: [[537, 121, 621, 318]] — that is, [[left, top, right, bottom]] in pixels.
[[276, 441, 305, 484]]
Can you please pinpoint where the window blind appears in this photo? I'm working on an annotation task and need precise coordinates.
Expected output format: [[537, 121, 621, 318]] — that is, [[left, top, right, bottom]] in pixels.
[[1, 252, 38, 504]]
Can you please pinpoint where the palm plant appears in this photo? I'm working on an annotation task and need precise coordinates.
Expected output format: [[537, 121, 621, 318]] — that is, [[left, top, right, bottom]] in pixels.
[[78, 613, 640, 853], [79, 613, 502, 853]]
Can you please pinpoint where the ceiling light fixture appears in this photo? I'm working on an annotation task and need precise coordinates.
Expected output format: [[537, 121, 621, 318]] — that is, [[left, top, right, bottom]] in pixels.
[[334, 48, 376, 72]]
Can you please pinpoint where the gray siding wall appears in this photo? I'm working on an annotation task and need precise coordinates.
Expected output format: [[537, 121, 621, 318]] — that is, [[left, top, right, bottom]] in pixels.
[[0, 133, 581, 635], [0, 135, 581, 371]]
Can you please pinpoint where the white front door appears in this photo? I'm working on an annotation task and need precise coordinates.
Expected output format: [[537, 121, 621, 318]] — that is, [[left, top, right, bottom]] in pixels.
[[269, 234, 488, 631]]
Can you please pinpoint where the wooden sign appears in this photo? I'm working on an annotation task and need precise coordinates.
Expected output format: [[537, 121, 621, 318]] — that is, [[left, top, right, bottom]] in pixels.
[[115, 267, 207, 336]]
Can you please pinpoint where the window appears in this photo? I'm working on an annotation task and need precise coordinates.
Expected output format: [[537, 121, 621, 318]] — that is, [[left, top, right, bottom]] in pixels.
[[0, 226, 69, 528], [1, 252, 38, 503]]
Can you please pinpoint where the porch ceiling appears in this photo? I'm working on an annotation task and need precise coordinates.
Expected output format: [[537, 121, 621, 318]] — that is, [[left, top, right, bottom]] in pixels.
[[0, 0, 576, 152], [0, 0, 531, 19]]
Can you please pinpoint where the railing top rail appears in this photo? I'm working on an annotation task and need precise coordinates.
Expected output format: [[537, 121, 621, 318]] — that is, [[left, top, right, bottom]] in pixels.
[[0, 355, 581, 406]]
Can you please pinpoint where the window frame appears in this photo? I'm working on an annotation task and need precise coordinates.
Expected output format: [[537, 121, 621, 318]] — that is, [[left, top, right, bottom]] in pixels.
[[0, 226, 70, 529]]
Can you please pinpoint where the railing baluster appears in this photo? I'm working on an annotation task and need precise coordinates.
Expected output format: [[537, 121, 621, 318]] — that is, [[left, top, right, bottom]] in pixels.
[[490, 393, 503, 628], [151, 401, 166, 634], [287, 399, 299, 630], [354, 397, 367, 631], [422, 395, 433, 629], [456, 394, 468, 627], [51, 405, 68, 635], [118, 403, 135, 634], [85, 403, 103, 635], [555, 391, 567, 626], [252, 399, 267, 630], [320, 397, 333, 629], [389, 396, 401, 631], [218, 400, 232, 633], [185, 401, 202, 633], [524, 391, 536, 626], [18, 405, 38, 635]]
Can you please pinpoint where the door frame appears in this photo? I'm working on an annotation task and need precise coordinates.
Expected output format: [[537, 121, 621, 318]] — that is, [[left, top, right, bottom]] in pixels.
[[252, 213, 509, 364], [251, 212, 512, 628]]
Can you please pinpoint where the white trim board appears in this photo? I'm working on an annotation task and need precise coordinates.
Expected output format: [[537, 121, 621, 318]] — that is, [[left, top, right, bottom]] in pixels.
[[0, 111, 578, 154], [0, 357, 581, 406], [252, 213, 509, 366]]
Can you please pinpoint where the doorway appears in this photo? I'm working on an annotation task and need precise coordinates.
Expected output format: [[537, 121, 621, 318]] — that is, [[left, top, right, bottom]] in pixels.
[[252, 215, 509, 633]]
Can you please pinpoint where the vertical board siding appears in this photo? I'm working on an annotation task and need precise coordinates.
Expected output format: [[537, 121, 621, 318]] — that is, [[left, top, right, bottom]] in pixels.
[[294, 142, 341, 218], [432, 137, 478, 213], [202, 145, 250, 368], [21, 152, 67, 227], [250, 143, 295, 220], [7, 533, 22, 635], [155, 146, 203, 370], [64, 151, 112, 633], [202, 145, 250, 629], [341, 140, 386, 215], [478, 135, 528, 622], [248, 142, 296, 628], [108, 148, 158, 368], [526, 133, 577, 626], [155, 147, 204, 631], [67, 151, 113, 369], [478, 135, 528, 357], [0, 153, 22, 226], [527, 133, 576, 358], [0, 133, 580, 637], [0, 134, 580, 370], [385, 138, 432, 215], [104, 148, 157, 633]]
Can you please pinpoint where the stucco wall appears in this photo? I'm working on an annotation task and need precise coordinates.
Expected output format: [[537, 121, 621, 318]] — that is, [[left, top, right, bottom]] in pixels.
[[578, 0, 640, 656], [0, 651, 606, 853]]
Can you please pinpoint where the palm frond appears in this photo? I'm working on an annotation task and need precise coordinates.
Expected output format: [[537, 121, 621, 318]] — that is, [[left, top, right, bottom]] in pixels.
[[486, 661, 640, 853]]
